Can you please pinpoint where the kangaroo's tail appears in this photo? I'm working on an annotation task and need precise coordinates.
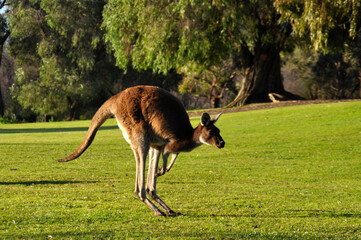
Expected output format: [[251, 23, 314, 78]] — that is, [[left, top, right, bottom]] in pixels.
[[58, 99, 114, 162]]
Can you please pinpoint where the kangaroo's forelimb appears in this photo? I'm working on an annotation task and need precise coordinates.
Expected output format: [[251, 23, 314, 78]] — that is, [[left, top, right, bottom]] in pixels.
[[157, 153, 179, 177]]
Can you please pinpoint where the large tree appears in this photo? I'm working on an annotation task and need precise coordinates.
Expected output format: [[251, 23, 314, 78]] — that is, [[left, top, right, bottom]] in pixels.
[[8, 0, 121, 120], [7, 0, 183, 120], [276, 0, 361, 99], [0, 0, 10, 116], [275, 0, 360, 51], [346, 33, 361, 98], [103, 0, 303, 106], [0, 0, 9, 65]]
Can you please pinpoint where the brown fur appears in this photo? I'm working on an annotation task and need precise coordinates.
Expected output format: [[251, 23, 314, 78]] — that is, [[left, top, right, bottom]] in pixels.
[[59, 85, 225, 216]]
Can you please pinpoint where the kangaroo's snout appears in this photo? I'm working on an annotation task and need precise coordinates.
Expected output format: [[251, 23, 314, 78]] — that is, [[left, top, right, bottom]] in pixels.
[[217, 140, 225, 149]]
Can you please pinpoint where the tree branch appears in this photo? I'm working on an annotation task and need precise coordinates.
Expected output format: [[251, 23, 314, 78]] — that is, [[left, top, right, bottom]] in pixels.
[[0, 0, 6, 10], [0, 29, 10, 45]]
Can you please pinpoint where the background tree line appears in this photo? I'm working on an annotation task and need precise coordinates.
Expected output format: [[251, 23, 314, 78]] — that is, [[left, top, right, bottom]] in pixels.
[[0, 0, 360, 122]]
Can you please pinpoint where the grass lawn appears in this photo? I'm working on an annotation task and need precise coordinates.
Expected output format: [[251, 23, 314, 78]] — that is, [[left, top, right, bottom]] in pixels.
[[1, 101, 361, 239]]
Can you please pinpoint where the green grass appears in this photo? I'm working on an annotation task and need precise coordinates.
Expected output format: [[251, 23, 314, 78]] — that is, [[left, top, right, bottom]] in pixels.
[[1, 101, 361, 239]]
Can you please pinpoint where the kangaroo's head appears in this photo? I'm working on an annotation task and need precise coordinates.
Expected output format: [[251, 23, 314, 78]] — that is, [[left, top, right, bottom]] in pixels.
[[198, 113, 225, 149]]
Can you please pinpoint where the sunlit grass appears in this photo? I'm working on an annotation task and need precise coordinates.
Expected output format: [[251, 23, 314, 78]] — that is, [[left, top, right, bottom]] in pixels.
[[1, 101, 361, 238]]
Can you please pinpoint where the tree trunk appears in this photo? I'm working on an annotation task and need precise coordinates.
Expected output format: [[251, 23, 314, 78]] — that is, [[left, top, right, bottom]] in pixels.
[[66, 96, 81, 121], [359, 69, 361, 98], [0, 31, 10, 116], [0, 83, 3, 116], [227, 44, 303, 107]]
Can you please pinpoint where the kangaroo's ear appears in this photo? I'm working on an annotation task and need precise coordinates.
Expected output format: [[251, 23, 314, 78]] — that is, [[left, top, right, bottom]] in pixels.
[[201, 113, 211, 126], [211, 112, 222, 124]]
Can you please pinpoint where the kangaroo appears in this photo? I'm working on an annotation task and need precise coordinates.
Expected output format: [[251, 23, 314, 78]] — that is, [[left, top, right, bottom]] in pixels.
[[58, 85, 225, 216]]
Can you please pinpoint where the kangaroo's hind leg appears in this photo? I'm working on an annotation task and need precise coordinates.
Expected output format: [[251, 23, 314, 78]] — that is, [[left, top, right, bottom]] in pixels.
[[147, 146, 179, 216], [132, 139, 165, 216]]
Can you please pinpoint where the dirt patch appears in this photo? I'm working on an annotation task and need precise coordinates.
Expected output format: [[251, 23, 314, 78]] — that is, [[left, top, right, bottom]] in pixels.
[[188, 99, 361, 117]]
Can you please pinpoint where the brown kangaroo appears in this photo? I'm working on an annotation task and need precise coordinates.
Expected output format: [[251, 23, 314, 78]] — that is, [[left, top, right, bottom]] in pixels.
[[58, 85, 225, 216]]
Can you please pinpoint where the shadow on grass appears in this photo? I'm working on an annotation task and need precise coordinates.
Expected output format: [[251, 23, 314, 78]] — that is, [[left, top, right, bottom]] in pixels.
[[190, 208, 361, 219], [9, 231, 118, 240], [0, 180, 99, 186], [0, 126, 118, 134], [284, 209, 361, 218], [7, 226, 359, 239], [8, 231, 302, 240]]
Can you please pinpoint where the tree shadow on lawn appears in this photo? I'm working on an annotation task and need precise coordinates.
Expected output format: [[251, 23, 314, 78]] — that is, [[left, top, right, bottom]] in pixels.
[[7, 230, 117, 240], [283, 209, 361, 218], [0, 180, 99, 186], [0, 126, 118, 134], [192, 209, 361, 219]]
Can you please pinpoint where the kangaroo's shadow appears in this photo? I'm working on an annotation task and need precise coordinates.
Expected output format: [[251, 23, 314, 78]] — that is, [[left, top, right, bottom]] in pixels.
[[0, 126, 118, 134], [0, 180, 99, 186]]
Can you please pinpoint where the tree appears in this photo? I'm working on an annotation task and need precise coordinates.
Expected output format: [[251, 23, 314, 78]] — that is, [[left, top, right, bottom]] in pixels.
[[7, 0, 183, 121], [275, 0, 361, 51], [311, 52, 359, 99], [0, 0, 10, 116], [8, 0, 121, 120], [178, 58, 238, 108], [0, 0, 9, 64], [103, 0, 303, 107], [346, 33, 361, 98], [281, 47, 317, 99], [276, 0, 361, 99]]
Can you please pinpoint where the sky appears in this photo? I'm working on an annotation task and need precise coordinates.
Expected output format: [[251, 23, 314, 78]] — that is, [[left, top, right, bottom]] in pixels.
[[0, 3, 6, 14]]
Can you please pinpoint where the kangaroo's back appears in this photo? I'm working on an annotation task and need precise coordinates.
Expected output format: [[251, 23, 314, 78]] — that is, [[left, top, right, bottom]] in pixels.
[[59, 86, 193, 162], [113, 86, 194, 141]]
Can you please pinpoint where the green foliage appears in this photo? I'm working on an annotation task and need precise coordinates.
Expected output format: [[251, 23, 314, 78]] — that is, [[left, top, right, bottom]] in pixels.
[[346, 32, 361, 71], [3, 0, 361, 119], [40, 0, 104, 72], [8, 0, 120, 119], [102, 0, 294, 74], [103, 0, 227, 74], [0, 13, 7, 38], [1, 102, 361, 238], [283, 47, 317, 98], [283, 43, 360, 100], [102, 1, 292, 103], [0, 1, 9, 48], [312, 52, 359, 99], [0, 117, 12, 123], [275, 0, 361, 51]]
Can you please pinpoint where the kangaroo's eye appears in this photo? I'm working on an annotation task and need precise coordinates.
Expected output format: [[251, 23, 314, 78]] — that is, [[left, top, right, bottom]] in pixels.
[[211, 129, 219, 135]]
